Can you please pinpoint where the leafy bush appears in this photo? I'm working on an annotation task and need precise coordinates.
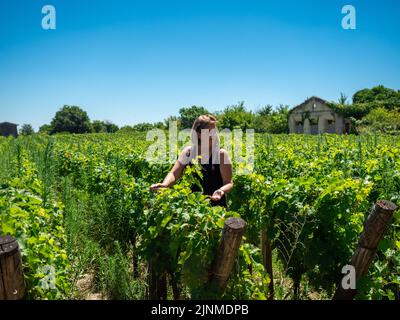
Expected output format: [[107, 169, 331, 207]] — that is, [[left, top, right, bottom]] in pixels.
[[357, 108, 400, 134], [0, 178, 71, 299]]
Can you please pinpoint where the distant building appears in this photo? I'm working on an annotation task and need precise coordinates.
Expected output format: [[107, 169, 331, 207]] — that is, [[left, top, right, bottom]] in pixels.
[[288, 97, 351, 134], [0, 122, 18, 137]]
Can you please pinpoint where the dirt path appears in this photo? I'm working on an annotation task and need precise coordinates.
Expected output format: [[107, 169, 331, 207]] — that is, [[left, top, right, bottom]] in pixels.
[[76, 273, 106, 300]]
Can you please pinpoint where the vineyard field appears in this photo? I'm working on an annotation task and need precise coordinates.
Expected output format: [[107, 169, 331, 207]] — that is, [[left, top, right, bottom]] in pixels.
[[0, 133, 399, 300]]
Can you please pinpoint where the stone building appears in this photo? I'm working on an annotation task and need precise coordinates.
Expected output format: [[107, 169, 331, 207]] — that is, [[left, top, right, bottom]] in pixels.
[[288, 97, 351, 134], [0, 122, 18, 137]]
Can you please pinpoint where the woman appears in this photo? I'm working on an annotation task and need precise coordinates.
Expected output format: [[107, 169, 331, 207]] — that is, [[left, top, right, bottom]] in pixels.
[[150, 115, 233, 207]]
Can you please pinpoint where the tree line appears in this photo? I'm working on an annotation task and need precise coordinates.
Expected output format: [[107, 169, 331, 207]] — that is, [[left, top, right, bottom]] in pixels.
[[18, 85, 400, 136], [22, 102, 290, 135], [328, 85, 400, 134]]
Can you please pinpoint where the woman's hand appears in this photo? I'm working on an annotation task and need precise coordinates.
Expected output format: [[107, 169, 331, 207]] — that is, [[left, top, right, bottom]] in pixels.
[[210, 189, 224, 202], [150, 183, 167, 191], [150, 157, 186, 192]]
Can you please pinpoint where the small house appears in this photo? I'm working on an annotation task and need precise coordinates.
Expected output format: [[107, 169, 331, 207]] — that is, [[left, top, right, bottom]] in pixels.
[[0, 122, 18, 137], [288, 97, 351, 134]]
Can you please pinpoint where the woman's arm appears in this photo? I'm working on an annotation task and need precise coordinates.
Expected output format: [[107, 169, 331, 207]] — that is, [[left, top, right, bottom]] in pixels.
[[150, 147, 189, 190], [150, 160, 185, 190], [210, 149, 234, 201]]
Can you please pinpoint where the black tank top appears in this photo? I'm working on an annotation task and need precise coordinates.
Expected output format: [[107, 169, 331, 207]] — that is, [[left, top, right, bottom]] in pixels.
[[188, 151, 227, 208]]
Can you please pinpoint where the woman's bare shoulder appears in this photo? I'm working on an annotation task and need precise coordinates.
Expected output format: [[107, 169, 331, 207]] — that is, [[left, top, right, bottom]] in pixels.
[[219, 148, 232, 164], [177, 146, 193, 165], [182, 145, 192, 156]]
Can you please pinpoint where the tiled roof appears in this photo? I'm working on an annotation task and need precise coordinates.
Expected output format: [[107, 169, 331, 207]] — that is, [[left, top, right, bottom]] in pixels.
[[289, 96, 328, 114]]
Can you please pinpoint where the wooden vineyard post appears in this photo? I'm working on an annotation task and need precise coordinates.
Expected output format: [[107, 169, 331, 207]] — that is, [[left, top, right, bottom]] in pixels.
[[261, 230, 274, 300], [148, 261, 167, 300], [333, 200, 398, 300], [169, 271, 181, 300], [130, 233, 139, 279], [209, 217, 246, 294], [0, 235, 26, 300]]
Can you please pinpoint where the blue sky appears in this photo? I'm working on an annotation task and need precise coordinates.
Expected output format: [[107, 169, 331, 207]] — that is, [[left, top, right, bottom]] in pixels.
[[0, 0, 399, 130]]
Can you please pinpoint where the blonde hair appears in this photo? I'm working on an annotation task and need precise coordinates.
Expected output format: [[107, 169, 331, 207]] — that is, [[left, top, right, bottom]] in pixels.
[[190, 115, 220, 153], [191, 114, 217, 133]]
